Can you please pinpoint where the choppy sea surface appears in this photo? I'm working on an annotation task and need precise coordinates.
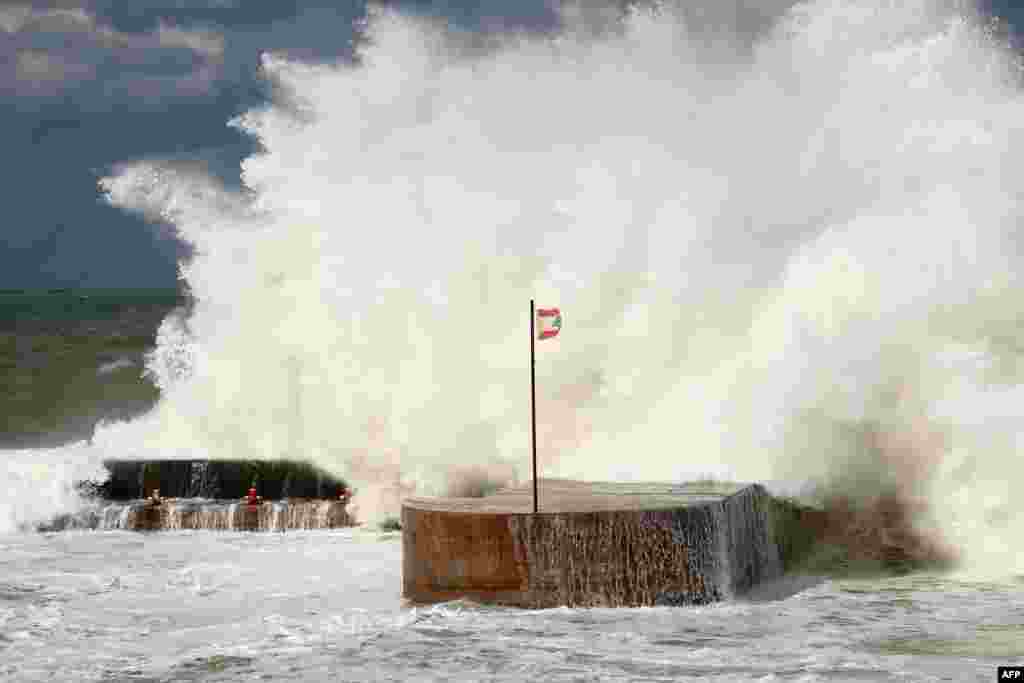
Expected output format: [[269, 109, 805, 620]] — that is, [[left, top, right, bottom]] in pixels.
[[0, 529, 1021, 682]]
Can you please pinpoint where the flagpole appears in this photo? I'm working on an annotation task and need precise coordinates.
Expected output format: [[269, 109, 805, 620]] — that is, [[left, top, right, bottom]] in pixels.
[[530, 299, 538, 514]]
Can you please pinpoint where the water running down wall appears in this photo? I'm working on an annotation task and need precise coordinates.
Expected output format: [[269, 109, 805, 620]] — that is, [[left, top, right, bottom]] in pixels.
[[40, 498, 353, 532], [402, 481, 817, 608], [45, 459, 355, 532]]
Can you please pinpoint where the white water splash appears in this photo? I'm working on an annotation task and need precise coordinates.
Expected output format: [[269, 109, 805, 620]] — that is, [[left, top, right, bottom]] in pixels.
[[4, 1, 1022, 576], [0, 444, 108, 534]]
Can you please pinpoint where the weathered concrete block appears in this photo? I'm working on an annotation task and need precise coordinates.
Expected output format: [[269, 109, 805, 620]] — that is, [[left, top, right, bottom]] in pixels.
[[403, 479, 805, 608]]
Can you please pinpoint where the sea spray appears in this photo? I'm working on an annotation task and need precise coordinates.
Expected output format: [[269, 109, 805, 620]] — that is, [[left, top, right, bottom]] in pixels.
[[99, 1, 1024, 573], [0, 1, 1016, 577], [1, 444, 109, 534]]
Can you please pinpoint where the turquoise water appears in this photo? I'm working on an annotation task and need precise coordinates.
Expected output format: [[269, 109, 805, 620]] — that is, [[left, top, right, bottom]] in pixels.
[[0, 289, 185, 326], [0, 290, 180, 446]]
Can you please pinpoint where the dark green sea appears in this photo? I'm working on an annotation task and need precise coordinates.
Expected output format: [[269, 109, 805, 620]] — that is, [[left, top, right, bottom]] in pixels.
[[0, 289, 186, 448]]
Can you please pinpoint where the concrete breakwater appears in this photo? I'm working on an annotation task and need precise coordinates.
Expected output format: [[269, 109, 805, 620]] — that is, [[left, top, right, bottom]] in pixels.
[[42, 498, 353, 532], [402, 479, 820, 608], [86, 459, 349, 501], [53, 459, 356, 532]]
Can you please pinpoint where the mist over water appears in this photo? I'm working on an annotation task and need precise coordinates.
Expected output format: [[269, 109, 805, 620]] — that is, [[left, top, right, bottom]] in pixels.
[[6, 1, 1023, 576]]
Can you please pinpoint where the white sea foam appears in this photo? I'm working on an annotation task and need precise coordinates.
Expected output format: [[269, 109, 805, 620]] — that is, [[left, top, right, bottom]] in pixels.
[[0, 443, 108, 534], [0, 531, 1019, 681]]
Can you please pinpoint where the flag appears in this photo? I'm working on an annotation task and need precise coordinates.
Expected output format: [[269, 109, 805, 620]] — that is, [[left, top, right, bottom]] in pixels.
[[536, 307, 562, 340]]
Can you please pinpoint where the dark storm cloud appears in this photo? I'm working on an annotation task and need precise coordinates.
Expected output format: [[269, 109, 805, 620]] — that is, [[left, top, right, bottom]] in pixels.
[[1, 0, 364, 290], [0, 4, 225, 101], [382, 0, 560, 32]]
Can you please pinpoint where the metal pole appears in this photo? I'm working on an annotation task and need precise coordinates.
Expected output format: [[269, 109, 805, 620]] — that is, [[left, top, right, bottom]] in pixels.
[[530, 299, 538, 514]]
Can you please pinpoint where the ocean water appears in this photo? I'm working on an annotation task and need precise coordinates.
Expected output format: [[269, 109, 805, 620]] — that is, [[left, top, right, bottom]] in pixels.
[[6, 2, 1024, 679], [0, 290, 180, 449], [0, 529, 1020, 682], [0, 290, 184, 328]]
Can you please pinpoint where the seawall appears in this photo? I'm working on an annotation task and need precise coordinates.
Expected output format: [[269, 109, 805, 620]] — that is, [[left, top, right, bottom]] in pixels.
[[402, 479, 819, 608], [55, 459, 355, 533]]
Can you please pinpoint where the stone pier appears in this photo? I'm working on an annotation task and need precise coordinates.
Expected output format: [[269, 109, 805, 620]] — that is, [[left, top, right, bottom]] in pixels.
[[59, 459, 357, 533], [402, 479, 817, 608]]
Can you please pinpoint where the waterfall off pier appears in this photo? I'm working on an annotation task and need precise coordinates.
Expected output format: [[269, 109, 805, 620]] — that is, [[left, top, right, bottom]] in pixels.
[[402, 479, 818, 608], [42, 498, 352, 532]]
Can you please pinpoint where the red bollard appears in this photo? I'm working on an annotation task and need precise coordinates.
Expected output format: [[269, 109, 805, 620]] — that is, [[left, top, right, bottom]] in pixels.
[[243, 485, 260, 531]]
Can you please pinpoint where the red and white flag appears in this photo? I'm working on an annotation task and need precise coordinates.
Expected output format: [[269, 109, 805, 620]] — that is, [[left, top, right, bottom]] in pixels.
[[536, 307, 562, 340]]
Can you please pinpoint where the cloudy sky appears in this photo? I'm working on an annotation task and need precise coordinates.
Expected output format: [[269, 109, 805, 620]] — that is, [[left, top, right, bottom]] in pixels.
[[3, 0, 1021, 290]]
